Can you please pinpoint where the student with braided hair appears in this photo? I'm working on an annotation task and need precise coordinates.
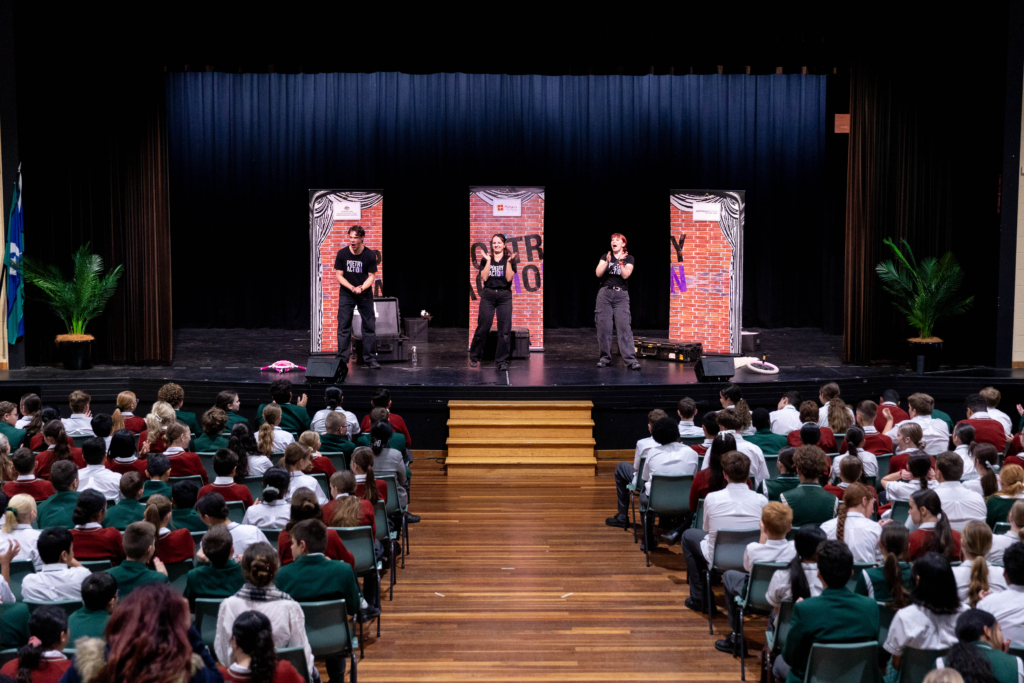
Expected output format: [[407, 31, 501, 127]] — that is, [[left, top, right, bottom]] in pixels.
[[952, 521, 1007, 607], [854, 522, 912, 607], [821, 482, 882, 563]]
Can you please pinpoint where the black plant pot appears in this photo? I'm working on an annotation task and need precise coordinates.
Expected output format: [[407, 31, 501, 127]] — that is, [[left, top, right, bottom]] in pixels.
[[908, 339, 942, 373], [60, 340, 92, 370]]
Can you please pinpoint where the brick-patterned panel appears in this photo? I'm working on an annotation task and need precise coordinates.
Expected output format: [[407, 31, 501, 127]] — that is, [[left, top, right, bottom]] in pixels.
[[468, 194, 544, 349], [318, 202, 384, 353], [669, 204, 732, 353]]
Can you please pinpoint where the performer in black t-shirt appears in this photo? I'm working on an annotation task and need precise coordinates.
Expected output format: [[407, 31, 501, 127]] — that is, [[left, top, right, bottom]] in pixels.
[[469, 233, 518, 371], [334, 225, 380, 370], [595, 233, 640, 370]]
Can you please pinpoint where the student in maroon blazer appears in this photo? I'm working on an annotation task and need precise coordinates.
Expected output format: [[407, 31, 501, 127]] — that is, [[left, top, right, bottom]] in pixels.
[[277, 487, 356, 570], [839, 401, 895, 456], [786, 424, 833, 470], [298, 432, 337, 479], [34, 421, 85, 479], [104, 430, 149, 476], [351, 448, 388, 503], [111, 390, 147, 433], [359, 388, 413, 447], [958, 393, 1007, 451], [70, 489, 126, 564], [786, 402, 838, 452], [2, 448, 56, 501], [197, 450, 255, 508], [874, 390, 910, 433], [28, 408, 74, 453], [143, 493, 196, 564], [161, 422, 208, 485], [323, 471, 376, 537]]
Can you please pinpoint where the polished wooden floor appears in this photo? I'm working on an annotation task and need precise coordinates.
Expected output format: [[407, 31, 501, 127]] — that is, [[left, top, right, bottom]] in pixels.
[[342, 459, 757, 682]]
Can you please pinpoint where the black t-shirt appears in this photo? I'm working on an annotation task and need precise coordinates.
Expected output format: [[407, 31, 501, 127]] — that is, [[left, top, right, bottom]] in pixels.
[[479, 254, 517, 289], [334, 247, 378, 289], [600, 253, 634, 290]]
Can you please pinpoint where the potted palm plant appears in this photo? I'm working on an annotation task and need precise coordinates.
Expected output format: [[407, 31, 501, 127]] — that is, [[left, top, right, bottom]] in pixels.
[[875, 237, 973, 372], [22, 244, 123, 370]]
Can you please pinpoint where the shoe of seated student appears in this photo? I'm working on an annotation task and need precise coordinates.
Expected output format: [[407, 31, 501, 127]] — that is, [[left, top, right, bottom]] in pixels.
[[405, 512, 421, 523], [605, 515, 629, 529], [660, 529, 682, 545], [684, 597, 717, 615], [361, 605, 381, 621], [714, 633, 748, 656]]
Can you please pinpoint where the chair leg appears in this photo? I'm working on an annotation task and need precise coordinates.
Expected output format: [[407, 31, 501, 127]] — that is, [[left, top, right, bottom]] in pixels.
[[739, 606, 745, 680], [631, 493, 637, 542], [376, 569, 382, 638], [403, 513, 410, 556], [359, 614, 364, 659], [389, 539, 396, 601], [351, 651, 357, 683], [706, 570, 714, 635], [643, 511, 650, 567]]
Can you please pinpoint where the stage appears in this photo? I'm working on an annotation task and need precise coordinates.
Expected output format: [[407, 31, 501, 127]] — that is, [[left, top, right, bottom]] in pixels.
[[0, 327, 1021, 451]]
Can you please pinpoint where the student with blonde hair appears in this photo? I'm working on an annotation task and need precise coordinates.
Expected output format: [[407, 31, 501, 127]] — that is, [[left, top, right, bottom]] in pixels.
[[987, 464, 1024, 529], [139, 401, 176, 454], [110, 391, 146, 433], [953, 520, 1007, 607], [278, 443, 328, 505], [298, 431, 336, 478], [988, 499, 1024, 565], [163, 422, 208, 485], [0, 493, 41, 565], [258, 404, 293, 456]]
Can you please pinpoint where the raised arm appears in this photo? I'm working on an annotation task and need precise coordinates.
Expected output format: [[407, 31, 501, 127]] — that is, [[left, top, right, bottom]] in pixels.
[[620, 259, 634, 279], [596, 251, 611, 277]]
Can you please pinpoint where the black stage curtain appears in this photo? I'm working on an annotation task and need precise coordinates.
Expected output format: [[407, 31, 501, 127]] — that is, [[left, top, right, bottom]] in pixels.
[[166, 72, 831, 332]]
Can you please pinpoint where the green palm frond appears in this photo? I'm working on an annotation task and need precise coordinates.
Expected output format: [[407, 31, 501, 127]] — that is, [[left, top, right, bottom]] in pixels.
[[21, 244, 122, 336]]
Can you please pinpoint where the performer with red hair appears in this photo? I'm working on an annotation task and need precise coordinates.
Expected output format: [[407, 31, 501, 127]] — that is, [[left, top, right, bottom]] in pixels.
[[595, 233, 640, 370]]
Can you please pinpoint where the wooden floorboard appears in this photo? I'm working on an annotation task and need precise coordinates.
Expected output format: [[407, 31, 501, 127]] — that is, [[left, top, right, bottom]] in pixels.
[[337, 460, 756, 683]]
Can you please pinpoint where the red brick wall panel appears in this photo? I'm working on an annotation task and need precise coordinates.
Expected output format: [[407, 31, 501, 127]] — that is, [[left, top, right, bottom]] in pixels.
[[669, 204, 733, 353]]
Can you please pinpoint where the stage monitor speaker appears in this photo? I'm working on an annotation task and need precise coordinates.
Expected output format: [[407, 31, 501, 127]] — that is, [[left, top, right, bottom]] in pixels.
[[304, 355, 348, 383], [694, 357, 735, 383]]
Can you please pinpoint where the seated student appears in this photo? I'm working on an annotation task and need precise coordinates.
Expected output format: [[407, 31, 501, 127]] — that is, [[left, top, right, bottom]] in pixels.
[[326, 471, 376, 535], [957, 393, 1008, 451], [219, 610, 306, 683], [0, 433, 11, 479], [817, 382, 855, 430], [759, 447, 800, 502], [27, 408, 67, 452], [62, 390, 95, 436], [276, 488, 354, 568], [159, 382, 200, 435], [989, 500, 1024, 566], [197, 492, 269, 558], [769, 390, 803, 436], [951, 424, 980, 481], [676, 397, 704, 438], [142, 453, 174, 500], [16, 392, 41, 430], [368, 421, 420, 525], [162, 422, 208, 485], [876, 389, 910, 432], [256, 379, 312, 433], [0, 494, 41, 565], [766, 525, 826, 613], [910, 488, 962, 561], [319, 411, 356, 461], [110, 390, 146, 433], [826, 396, 854, 438], [715, 383, 755, 436], [2, 448, 55, 501], [90, 414, 113, 452], [953, 521, 1007, 607], [34, 421, 85, 479], [841, 402, 895, 458], [937, 608, 1024, 683], [0, 401, 27, 450], [228, 423, 272, 478], [298, 431, 337, 479], [884, 452, 938, 503], [77, 437, 122, 503], [608, 408, 667, 529], [215, 390, 249, 430], [138, 400, 176, 454], [354, 406, 410, 462], [827, 448, 880, 504], [22, 527, 91, 604], [780, 446, 837, 527], [884, 552, 962, 671], [786, 402, 837, 452], [681, 451, 768, 615], [311, 385, 359, 437], [198, 450, 255, 507], [0, 606, 71, 683], [691, 411, 720, 457], [70, 490, 125, 564], [67, 572, 117, 641], [278, 442, 328, 506], [775, 540, 880, 683], [171, 479, 207, 532], [144, 494, 196, 564], [716, 502, 796, 655], [989, 465, 1024, 529], [885, 392, 951, 457], [821, 483, 883, 563], [702, 410, 769, 486], [688, 434, 735, 516], [36, 461, 78, 529], [194, 408, 230, 453], [352, 447, 389, 503], [241, 468, 292, 529], [107, 521, 169, 597], [934, 452, 987, 532], [103, 472, 145, 531], [258, 405, 294, 456], [215, 542, 315, 680], [358, 387, 412, 446], [979, 386, 1013, 435], [185, 525, 245, 609], [963, 443, 1000, 501], [854, 523, 912, 605], [275, 519, 365, 681], [104, 430, 148, 476], [745, 408, 788, 455], [978, 542, 1024, 643]]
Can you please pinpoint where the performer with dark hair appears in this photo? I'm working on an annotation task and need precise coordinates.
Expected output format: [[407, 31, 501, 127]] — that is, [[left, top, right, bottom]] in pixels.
[[334, 225, 379, 370], [595, 233, 640, 370], [469, 233, 518, 371]]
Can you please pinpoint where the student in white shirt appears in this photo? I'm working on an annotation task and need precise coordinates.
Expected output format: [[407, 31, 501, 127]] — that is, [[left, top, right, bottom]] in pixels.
[[718, 384, 756, 436], [15, 392, 40, 430], [953, 521, 1008, 607], [676, 398, 704, 438], [257, 404, 293, 456], [934, 452, 987, 532], [0, 493, 41, 566], [61, 389, 95, 436], [765, 525, 826, 612], [884, 552, 963, 670], [964, 442, 1001, 499], [934, 609, 1024, 683], [607, 410, 668, 530], [821, 482, 882, 563], [718, 502, 795, 655], [990, 500, 1024, 565], [641, 421, 699, 497], [226, 423, 274, 479], [196, 492, 269, 559], [817, 382, 855, 429], [978, 542, 1024, 644], [682, 451, 768, 615], [77, 437, 122, 503], [0, 536, 17, 603], [981, 386, 1014, 435], [886, 392, 951, 456], [241, 468, 293, 529], [280, 443, 329, 506], [702, 409, 769, 486], [952, 423, 980, 480], [311, 385, 360, 437], [831, 426, 879, 480], [20, 527, 92, 602], [90, 414, 114, 453], [883, 452, 937, 503], [769, 391, 804, 436]]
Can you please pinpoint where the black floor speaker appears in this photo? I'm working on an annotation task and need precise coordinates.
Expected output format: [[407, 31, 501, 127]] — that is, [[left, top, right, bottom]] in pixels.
[[305, 355, 348, 383], [694, 357, 735, 383]]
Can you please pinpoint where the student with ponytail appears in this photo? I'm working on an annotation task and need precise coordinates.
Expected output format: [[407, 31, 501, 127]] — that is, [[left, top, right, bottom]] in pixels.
[[26, 408, 63, 452], [854, 523, 912, 607], [765, 525, 826, 612], [989, 499, 1024, 565], [241, 468, 292, 529], [297, 431, 336, 478], [827, 397, 854, 435], [368, 420, 413, 517], [910, 488, 962, 560], [219, 610, 304, 683], [987, 464, 1024, 529], [821, 482, 883, 563], [718, 384, 755, 436], [144, 494, 196, 564], [276, 488, 353, 568], [817, 382, 855, 430], [70, 490, 125, 564], [311, 386, 358, 437], [16, 392, 41, 430], [0, 606, 70, 683], [953, 521, 1007, 607], [351, 447, 387, 503], [215, 390, 250, 429], [278, 443, 327, 506], [832, 425, 879, 479], [938, 609, 1024, 683], [157, 422, 206, 484], [110, 391, 146, 433], [952, 423, 980, 480], [228, 423, 268, 479], [965, 443, 1001, 499], [34, 421, 84, 479], [258, 405, 293, 456], [139, 400, 177, 454], [0, 493, 41, 565], [884, 452, 938, 505]]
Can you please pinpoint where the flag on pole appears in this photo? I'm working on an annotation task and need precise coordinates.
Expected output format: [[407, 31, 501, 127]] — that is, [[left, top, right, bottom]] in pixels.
[[6, 166, 24, 343]]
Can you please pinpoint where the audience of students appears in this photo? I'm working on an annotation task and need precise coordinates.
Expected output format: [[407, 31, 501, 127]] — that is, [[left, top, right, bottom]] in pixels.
[[311, 386, 359, 438], [277, 443, 328, 506], [351, 448, 388, 503], [759, 447, 799, 501], [163, 422, 209, 485], [276, 488, 354, 569], [765, 524, 825, 612], [104, 430, 147, 476], [966, 443, 1001, 499], [325, 471, 376, 534], [77, 437, 121, 502], [35, 421, 85, 479], [27, 408, 64, 452], [820, 483, 882, 563], [215, 390, 250, 430], [319, 412, 355, 460], [61, 390, 95, 436], [909, 488, 962, 561], [219, 610, 305, 683], [256, 380, 311, 433], [15, 393, 41, 431], [140, 400, 176, 454], [706, 409, 769, 485], [91, 414, 114, 452], [817, 382, 855, 430], [692, 411, 720, 456], [297, 431, 337, 479], [876, 390, 910, 432], [358, 388, 412, 446], [3, 449, 55, 501], [142, 453, 174, 500], [952, 423, 980, 480], [368, 421, 410, 511], [961, 393, 1008, 450], [0, 401, 27, 451], [160, 383, 200, 435], [884, 452, 938, 503], [989, 500, 1024, 566], [171, 479, 208, 532], [832, 425, 880, 479], [259, 405, 294, 456]]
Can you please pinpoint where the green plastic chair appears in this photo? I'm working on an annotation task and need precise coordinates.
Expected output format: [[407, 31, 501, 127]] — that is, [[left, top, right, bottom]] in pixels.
[[190, 530, 206, 547], [260, 527, 281, 546], [627, 453, 649, 544], [764, 456, 779, 479], [276, 646, 309, 682], [1008, 641, 1024, 659], [846, 563, 876, 592], [331, 526, 381, 643], [71, 435, 92, 447], [735, 561, 787, 680], [890, 501, 911, 526], [697, 455, 705, 471], [298, 600, 358, 671], [878, 602, 896, 646], [25, 599, 83, 619], [682, 436, 704, 446], [374, 499, 396, 599], [379, 474, 409, 565], [640, 473, 693, 567], [164, 558, 194, 594], [995, 522, 1011, 535], [766, 600, 794, 654], [225, 500, 246, 524], [895, 646, 949, 683], [690, 499, 705, 530], [862, 476, 876, 490], [193, 598, 220, 650], [0, 603, 30, 652], [876, 453, 894, 478], [198, 454, 216, 481], [8, 559, 33, 601], [803, 640, 881, 683], [322, 451, 349, 472], [311, 472, 330, 499], [79, 559, 113, 573], [705, 528, 761, 634], [241, 476, 264, 501], [168, 475, 204, 490], [0, 648, 17, 666]]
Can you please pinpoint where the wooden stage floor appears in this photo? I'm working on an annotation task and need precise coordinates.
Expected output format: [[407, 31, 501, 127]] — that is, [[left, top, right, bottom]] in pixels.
[[347, 459, 753, 682]]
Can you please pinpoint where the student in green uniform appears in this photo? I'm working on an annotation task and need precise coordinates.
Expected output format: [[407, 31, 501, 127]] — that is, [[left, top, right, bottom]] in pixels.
[[184, 525, 243, 609], [780, 446, 838, 526], [940, 608, 1023, 683], [170, 479, 207, 532], [142, 453, 173, 500], [159, 382, 200, 435], [854, 522, 913, 604], [746, 408, 789, 455], [215, 390, 249, 429], [274, 518, 363, 683], [106, 521, 168, 597], [195, 408, 230, 453], [103, 472, 146, 530], [320, 412, 356, 460], [36, 460, 79, 529], [987, 465, 1024, 529], [256, 379, 311, 433], [759, 447, 800, 502], [0, 401, 27, 449], [777, 540, 881, 683], [68, 571, 118, 641]]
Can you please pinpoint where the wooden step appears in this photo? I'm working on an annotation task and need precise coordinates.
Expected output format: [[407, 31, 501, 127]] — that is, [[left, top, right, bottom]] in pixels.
[[448, 400, 594, 420], [447, 418, 594, 439]]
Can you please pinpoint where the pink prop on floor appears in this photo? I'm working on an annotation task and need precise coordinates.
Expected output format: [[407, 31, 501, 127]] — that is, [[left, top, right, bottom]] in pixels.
[[261, 360, 306, 373]]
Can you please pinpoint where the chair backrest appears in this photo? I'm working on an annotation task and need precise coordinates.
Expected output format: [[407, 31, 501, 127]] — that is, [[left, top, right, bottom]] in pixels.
[[876, 454, 894, 479], [310, 472, 330, 498], [995, 521, 1011, 535], [164, 558, 194, 594], [379, 475, 403, 514], [374, 500, 390, 542], [25, 600, 83, 619], [322, 452, 349, 472], [260, 527, 281, 546], [764, 455, 779, 479], [774, 601, 795, 654], [890, 501, 911, 526], [298, 600, 353, 657], [0, 647, 17, 667], [847, 563, 876, 592], [745, 562, 788, 613], [647, 474, 693, 516], [861, 476, 876, 490], [168, 475, 204, 489], [72, 435, 91, 447], [198, 454, 216, 480], [632, 455, 648, 490], [190, 530, 206, 546], [710, 528, 761, 573], [241, 476, 264, 501], [330, 526, 375, 575], [276, 646, 309, 682], [8, 560, 33, 601], [79, 559, 113, 573], [877, 602, 896, 645], [896, 646, 949, 683], [193, 598, 221, 650], [225, 500, 246, 524], [804, 641, 880, 683], [690, 499, 704, 529]]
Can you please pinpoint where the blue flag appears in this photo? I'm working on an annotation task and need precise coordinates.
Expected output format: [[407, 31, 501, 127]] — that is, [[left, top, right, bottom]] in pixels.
[[6, 169, 24, 342]]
